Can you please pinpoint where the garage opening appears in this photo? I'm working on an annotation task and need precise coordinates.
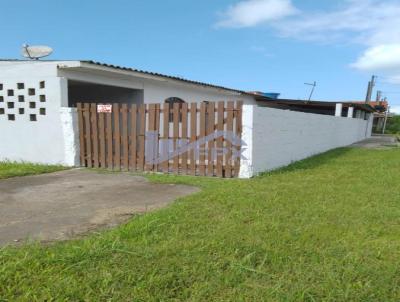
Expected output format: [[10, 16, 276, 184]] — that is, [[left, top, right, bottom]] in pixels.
[[68, 80, 144, 107]]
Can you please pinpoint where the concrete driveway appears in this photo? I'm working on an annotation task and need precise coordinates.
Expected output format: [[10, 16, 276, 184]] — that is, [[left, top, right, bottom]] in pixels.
[[351, 135, 398, 149], [0, 169, 198, 246]]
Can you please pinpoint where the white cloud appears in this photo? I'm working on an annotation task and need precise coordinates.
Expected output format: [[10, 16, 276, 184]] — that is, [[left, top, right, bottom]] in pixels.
[[275, 0, 400, 46], [351, 44, 400, 72], [216, 0, 298, 28], [216, 0, 400, 88], [277, 1, 400, 83], [217, 0, 400, 44]]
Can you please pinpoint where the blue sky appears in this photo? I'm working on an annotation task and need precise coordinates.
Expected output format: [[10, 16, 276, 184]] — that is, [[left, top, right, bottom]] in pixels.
[[1, 0, 400, 112]]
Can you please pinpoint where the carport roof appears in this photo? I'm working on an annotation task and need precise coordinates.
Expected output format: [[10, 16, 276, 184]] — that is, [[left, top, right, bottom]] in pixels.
[[80, 60, 248, 95]]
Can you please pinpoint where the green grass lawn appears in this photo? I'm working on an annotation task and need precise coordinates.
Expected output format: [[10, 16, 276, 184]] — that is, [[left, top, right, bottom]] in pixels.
[[1, 148, 400, 301], [0, 161, 66, 179]]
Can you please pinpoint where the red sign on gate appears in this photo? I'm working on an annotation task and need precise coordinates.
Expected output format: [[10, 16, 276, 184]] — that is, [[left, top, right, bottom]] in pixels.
[[97, 104, 112, 113]]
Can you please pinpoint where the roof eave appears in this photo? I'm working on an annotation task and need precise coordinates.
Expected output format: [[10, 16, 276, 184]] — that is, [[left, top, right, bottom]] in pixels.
[[59, 60, 247, 96], [255, 98, 376, 113]]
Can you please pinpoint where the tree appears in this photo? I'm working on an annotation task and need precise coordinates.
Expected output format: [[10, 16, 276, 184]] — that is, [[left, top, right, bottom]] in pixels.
[[386, 115, 400, 134]]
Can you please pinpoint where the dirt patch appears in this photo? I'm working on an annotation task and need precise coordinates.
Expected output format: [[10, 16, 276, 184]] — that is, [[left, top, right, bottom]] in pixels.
[[0, 169, 199, 246]]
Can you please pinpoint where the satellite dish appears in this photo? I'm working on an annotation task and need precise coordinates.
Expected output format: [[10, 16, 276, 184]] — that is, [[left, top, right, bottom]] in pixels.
[[21, 44, 53, 60]]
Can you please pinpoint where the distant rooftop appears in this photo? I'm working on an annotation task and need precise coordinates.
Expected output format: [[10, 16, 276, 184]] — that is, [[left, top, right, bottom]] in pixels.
[[255, 98, 376, 113], [351, 100, 389, 112]]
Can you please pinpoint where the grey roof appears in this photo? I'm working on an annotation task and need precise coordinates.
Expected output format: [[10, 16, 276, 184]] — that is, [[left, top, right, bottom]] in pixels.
[[255, 97, 376, 112], [82, 61, 247, 94]]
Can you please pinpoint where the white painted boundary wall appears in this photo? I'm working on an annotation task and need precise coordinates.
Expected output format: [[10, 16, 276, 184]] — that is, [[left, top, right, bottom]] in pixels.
[[0, 106, 79, 166], [239, 106, 373, 178], [0, 73, 79, 166]]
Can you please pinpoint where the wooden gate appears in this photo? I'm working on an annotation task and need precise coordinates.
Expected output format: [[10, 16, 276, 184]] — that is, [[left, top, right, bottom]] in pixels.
[[77, 101, 243, 178]]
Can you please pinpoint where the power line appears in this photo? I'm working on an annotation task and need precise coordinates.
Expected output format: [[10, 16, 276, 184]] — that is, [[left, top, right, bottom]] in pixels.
[[376, 90, 382, 101]]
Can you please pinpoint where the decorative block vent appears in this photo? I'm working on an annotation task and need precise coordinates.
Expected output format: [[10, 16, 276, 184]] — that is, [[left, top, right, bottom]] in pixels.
[[0, 81, 47, 122]]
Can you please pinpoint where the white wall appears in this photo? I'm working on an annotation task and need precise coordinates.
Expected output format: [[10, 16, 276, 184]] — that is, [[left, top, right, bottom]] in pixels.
[[0, 68, 78, 166], [60, 107, 80, 166], [142, 80, 256, 104], [0, 60, 73, 78], [240, 106, 373, 178]]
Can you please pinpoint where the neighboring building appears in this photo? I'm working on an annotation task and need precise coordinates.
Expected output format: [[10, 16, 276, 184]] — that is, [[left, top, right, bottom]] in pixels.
[[351, 100, 391, 133], [367, 101, 392, 133], [248, 91, 281, 99], [249, 96, 374, 118], [0, 60, 375, 176]]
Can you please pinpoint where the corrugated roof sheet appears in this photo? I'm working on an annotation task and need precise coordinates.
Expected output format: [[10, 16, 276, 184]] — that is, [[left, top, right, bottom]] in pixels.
[[82, 60, 247, 95]]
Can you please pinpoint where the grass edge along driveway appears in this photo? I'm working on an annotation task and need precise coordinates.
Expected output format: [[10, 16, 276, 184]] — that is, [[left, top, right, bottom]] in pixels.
[[0, 161, 66, 179], [1, 147, 400, 301]]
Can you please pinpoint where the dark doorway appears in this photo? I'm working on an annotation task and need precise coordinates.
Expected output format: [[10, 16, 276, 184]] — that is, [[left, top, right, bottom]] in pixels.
[[68, 80, 144, 107]]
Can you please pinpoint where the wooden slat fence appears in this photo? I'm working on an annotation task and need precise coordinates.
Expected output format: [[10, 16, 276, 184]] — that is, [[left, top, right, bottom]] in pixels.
[[77, 101, 243, 178]]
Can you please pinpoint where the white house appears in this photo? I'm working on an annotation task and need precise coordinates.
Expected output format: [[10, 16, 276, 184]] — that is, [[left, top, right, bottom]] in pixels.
[[0, 60, 374, 177]]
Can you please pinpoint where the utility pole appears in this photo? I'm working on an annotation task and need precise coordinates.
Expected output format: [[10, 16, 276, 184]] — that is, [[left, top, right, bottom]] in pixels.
[[305, 81, 317, 102], [365, 75, 377, 103], [382, 106, 390, 135], [376, 90, 382, 102]]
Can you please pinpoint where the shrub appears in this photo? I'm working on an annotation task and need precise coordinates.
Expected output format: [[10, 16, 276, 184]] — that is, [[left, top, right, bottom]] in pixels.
[[386, 115, 400, 134]]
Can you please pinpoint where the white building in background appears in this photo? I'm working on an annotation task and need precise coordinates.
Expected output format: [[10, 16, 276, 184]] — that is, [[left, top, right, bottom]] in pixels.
[[0, 60, 374, 177]]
